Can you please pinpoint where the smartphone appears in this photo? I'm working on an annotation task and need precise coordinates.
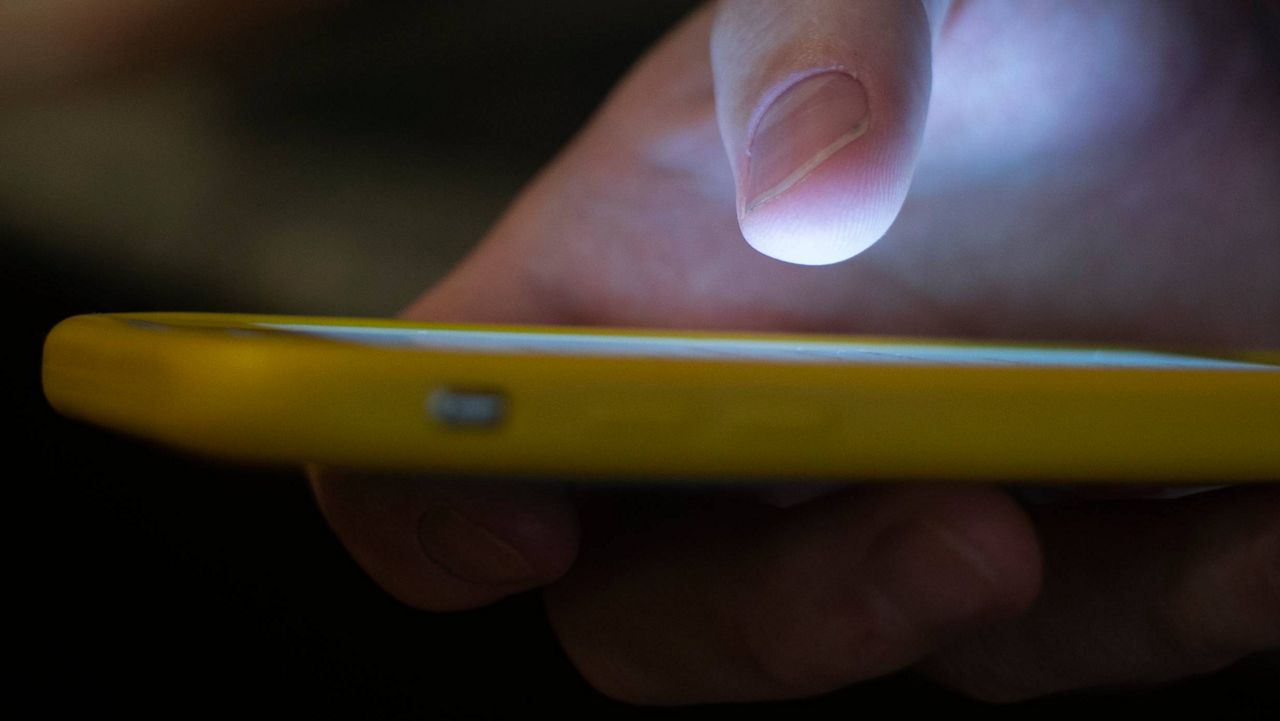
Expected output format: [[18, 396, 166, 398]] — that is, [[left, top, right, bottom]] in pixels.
[[41, 312, 1280, 483]]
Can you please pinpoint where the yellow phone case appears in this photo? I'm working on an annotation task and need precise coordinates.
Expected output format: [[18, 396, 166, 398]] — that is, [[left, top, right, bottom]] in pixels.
[[42, 313, 1280, 483]]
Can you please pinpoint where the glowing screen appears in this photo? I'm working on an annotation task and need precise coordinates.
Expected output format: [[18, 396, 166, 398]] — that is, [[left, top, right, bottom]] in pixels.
[[258, 323, 1275, 371]]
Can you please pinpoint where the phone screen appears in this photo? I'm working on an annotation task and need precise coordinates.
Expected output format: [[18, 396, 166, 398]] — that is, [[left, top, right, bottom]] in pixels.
[[255, 322, 1276, 371]]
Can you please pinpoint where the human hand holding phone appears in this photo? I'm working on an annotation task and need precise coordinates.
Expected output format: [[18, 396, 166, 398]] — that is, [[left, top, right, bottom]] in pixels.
[[310, 1, 1280, 703], [20, 0, 1277, 704]]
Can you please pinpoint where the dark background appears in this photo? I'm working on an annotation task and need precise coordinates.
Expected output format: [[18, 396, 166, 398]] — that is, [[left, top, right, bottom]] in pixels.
[[10, 1, 1276, 715]]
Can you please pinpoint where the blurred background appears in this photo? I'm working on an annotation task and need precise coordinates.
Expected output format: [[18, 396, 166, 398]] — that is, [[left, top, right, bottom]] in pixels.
[[10, 0, 1275, 716], [3, 0, 702, 315]]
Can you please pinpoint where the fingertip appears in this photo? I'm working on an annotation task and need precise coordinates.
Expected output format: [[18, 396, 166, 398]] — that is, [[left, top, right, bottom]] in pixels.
[[732, 64, 931, 266], [727, 63, 926, 266], [737, 139, 912, 265], [711, 0, 934, 266], [309, 467, 579, 612]]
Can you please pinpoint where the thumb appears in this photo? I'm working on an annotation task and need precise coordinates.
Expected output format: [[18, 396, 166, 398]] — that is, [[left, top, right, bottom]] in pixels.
[[711, 0, 940, 265]]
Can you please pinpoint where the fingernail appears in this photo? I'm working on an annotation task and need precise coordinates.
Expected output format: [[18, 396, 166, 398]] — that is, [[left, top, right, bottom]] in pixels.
[[871, 521, 1008, 631], [744, 72, 869, 214], [418, 504, 539, 586]]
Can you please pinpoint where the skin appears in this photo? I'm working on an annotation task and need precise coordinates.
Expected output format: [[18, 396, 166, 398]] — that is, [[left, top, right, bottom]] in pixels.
[[324, 1, 1280, 703], [15, 0, 1278, 705]]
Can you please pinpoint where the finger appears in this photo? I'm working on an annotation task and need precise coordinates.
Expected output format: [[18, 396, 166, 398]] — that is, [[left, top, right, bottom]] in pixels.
[[309, 268, 582, 612], [921, 486, 1280, 702], [545, 486, 1041, 704], [310, 467, 577, 611], [710, 0, 944, 265]]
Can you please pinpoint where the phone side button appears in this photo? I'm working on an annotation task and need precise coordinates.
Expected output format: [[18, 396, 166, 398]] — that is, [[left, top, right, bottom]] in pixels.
[[426, 387, 507, 429]]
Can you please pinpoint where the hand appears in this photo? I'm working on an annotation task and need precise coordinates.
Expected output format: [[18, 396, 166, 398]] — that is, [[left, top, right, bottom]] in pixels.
[[317, 0, 1273, 703]]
